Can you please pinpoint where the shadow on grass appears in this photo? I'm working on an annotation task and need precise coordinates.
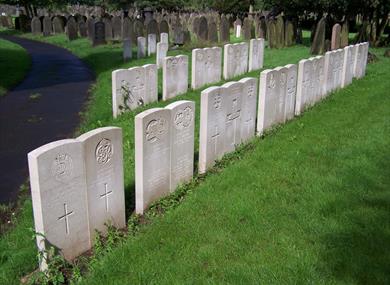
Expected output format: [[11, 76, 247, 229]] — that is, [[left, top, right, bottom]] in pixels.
[[320, 148, 390, 284]]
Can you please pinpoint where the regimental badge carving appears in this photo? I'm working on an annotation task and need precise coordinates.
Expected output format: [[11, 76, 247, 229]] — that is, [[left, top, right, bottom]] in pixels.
[[196, 51, 204, 61], [174, 106, 193, 130], [213, 93, 222, 109], [146, 118, 168, 143], [269, 73, 276, 89], [95, 138, 113, 165], [52, 154, 73, 182], [280, 71, 287, 86]]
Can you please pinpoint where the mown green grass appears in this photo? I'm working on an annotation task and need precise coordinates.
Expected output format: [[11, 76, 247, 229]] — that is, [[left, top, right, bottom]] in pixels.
[[0, 32, 388, 284], [0, 37, 30, 96]]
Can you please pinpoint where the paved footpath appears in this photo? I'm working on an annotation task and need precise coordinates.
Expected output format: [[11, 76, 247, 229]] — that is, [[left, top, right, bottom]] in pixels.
[[0, 35, 94, 203]]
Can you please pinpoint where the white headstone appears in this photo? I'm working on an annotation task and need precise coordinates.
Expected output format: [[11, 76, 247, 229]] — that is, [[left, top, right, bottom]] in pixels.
[[191, 47, 222, 89], [248, 38, 265, 72], [311, 56, 325, 105], [223, 42, 249, 80], [156, 42, 168, 68], [165, 101, 195, 191], [284, 64, 298, 121], [239, 77, 258, 143], [295, 59, 313, 115], [236, 25, 241, 37], [148, 33, 157, 56], [162, 55, 188, 100], [341, 46, 354, 87], [28, 140, 90, 270], [222, 81, 243, 153], [160, 32, 169, 44], [323, 51, 334, 96], [135, 108, 171, 214], [112, 64, 158, 117], [77, 127, 126, 240], [198, 86, 226, 174], [137, 36, 146, 58]]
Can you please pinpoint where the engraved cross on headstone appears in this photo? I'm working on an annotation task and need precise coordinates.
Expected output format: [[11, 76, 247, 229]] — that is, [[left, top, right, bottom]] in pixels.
[[100, 183, 113, 212], [58, 203, 74, 235], [227, 98, 241, 145]]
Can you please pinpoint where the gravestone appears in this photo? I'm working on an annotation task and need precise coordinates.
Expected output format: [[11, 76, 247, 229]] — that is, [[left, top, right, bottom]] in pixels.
[[31, 17, 41, 35], [197, 16, 208, 42], [284, 64, 298, 121], [67, 17, 78, 41], [295, 59, 313, 115], [239, 78, 258, 143], [28, 140, 90, 270], [221, 81, 243, 153], [340, 21, 349, 48], [219, 15, 230, 42], [208, 20, 218, 42], [331, 23, 341, 50], [147, 33, 157, 56], [159, 19, 169, 35], [312, 56, 325, 104], [234, 18, 242, 37], [341, 46, 353, 87], [77, 127, 126, 240], [160, 32, 169, 44], [137, 37, 146, 58], [248, 38, 265, 71], [134, 19, 144, 39], [78, 21, 87, 37], [93, 21, 106, 46], [103, 17, 113, 41], [311, 17, 326, 54], [242, 18, 252, 40], [111, 16, 121, 40], [191, 47, 222, 89], [122, 17, 133, 40], [275, 16, 285, 48], [256, 17, 266, 39], [147, 19, 159, 40], [43, 16, 52, 37], [257, 68, 285, 135], [192, 16, 200, 36], [173, 23, 184, 45], [112, 64, 158, 117], [163, 55, 188, 100], [267, 19, 277, 48], [284, 20, 295, 46], [223, 42, 249, 80], [86, 18, 95, 40], [53, 16, 65, 34], [156, 42, 168, 68], [135, 108, 171, 214], [198, 86, 226, 174], [165, 101, 195, 191], [123, 39, 132, 61], [323, 51, 334, 95]]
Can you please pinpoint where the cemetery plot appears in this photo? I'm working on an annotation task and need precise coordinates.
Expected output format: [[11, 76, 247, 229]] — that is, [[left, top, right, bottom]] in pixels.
[[191, 47, 222, 89]]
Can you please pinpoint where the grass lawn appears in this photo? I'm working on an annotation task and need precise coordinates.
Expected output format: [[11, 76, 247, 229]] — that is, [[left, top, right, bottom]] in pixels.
[[0, 36, 30, 96], [0, 32, 389, 284]]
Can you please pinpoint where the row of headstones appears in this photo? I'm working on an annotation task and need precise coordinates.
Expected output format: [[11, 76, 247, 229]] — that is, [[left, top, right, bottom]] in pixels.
[[134, 42, 369, 215], [28, 127, 126, 270], [112, 38, 265, 118], [27, 42, 368, 271]]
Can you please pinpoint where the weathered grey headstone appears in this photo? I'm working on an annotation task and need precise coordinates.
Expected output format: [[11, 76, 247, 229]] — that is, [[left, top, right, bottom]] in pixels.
[[275, 16, 285, 48], [67, 17, 78, 41], [133, 19, 144, 39], [78, 20, 87, 37], [331, 23, 341, 50], [147, 33, 157, 56], [208, 20, 218, 42], [197, 16, 208, 41], [156, 42, 168, 68], [123, 39, 132, 61], [239, 77, 258, 143], [223, 42, 249, 80], [53, 16, 65, 34], [248, 38, 265, 71], [173, 23, 184, 44], [43, 16, 52, 37], [28, 140, 90, 270], [137, 36, 146, 58], [159, 20, 169, 35], [147, 19, 159, 40], [135, 108, 171, 214], [103, 17, 113, 41], [86, 17, 95, 40], [311, 17, 326, 54], [191, 47, 222, 89], [242, 18, 252, 40], [284, 64, 298, 121], [31, 17, 41, 35], [112, 16, 121, 40], [93, 21, 106, 46], [112, 64, 158, 117], [267, 19, 277, 48], [122, 17, 133, 40], [165, 101, 195, 191], [163, 55, 188, 100], [284, 20, 295, 46], [340, 21, 349, 48], [219, 15, 230, 42], [199, 86, 226, 174], [77, 127, 126, 240]]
